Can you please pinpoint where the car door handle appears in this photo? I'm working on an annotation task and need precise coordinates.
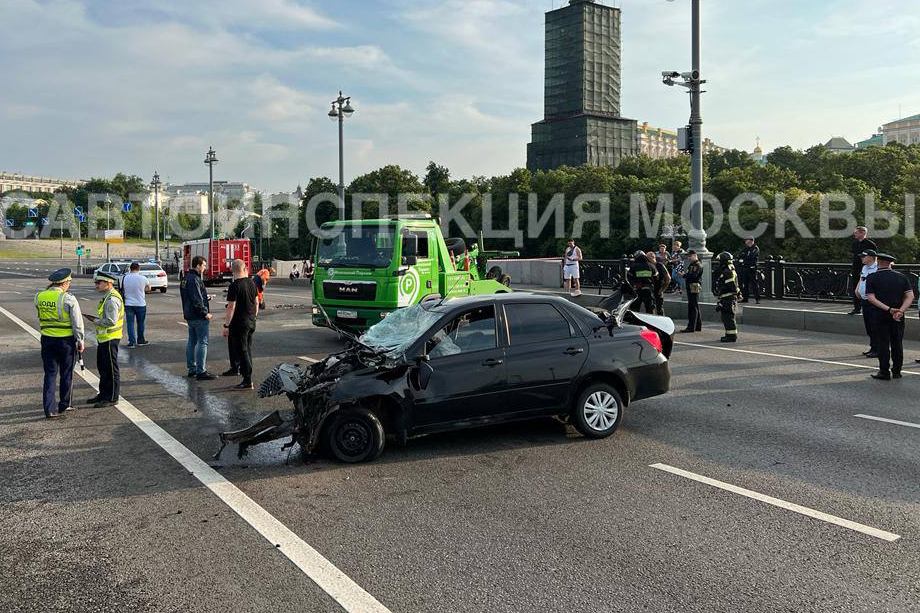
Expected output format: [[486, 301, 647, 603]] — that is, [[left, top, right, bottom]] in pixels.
[[563, 347, 584, 355], [482, 358, 504, 367]]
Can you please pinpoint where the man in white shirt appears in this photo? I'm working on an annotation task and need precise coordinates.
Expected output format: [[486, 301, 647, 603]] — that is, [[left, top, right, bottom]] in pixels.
[[855, 250, 879, 358], [122, 261, 151, 347], [562, 238, 583, 296]]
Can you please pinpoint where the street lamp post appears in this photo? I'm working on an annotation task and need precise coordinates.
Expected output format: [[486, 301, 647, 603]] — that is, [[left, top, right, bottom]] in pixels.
[[663, 0, 711, 297], [328, 91, 355, 220], [151, 171, 162, 262], [204, 146, 218, 240]]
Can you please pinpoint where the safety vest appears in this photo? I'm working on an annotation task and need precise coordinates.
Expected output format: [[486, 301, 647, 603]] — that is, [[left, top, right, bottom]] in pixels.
[[96, 290, 125, 342], [34, 289, 73, 338]]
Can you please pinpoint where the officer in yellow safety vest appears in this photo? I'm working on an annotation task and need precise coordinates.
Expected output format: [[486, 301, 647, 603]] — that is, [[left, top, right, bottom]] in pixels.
[[714, 252, 741, 343], [35, 268, 85, 419], [84, 270, 125, 408]]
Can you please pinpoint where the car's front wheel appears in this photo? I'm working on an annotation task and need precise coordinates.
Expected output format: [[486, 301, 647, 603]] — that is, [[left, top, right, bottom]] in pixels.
[[571, 384, 623, 439], [326, 407, 385, 463]]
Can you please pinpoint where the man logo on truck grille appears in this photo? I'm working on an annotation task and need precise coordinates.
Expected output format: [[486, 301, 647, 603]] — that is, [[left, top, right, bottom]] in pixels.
[[398, 267, 420, 307]]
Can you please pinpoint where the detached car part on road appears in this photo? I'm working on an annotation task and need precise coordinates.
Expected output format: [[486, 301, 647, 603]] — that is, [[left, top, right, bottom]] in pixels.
[[217, 291, 673, 464]]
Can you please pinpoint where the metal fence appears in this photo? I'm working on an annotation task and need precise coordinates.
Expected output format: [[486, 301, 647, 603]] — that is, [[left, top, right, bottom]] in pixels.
[[579, 256, 920, 303]]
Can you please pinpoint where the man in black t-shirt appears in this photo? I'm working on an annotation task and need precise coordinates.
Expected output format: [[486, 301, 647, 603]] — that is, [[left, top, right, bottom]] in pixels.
[[222, 259, 259, 390], [849, 226, 878, 315], [865, 253, 914, 380]]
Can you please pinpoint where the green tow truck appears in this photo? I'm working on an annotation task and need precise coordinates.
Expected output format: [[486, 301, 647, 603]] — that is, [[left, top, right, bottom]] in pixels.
[[311, 214, 519, 331]]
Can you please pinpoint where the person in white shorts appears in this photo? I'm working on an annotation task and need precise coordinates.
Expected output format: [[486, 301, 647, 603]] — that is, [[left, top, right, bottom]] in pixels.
[[563, 238, 583, 296]]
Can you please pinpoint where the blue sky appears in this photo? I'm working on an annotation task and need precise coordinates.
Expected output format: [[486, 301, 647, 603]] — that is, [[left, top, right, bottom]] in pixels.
[[2, 0, 919, 192]]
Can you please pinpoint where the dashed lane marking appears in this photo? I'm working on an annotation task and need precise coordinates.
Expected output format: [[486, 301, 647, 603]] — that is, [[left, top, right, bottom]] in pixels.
[[650, 463, 900, 542], [297, 356, 320, 363], [674, 341, 920, 376], [0, 304, 393, 613], [854, 414, 920, 430]]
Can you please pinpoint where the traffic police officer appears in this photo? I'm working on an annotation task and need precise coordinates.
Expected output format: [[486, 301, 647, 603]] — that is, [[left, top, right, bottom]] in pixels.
[[85, 270, 124, 407], [35, 268, 84, 419], [737, 238, 760, 304], [627, 250, 657, 314], [714, 252, 740, 342]]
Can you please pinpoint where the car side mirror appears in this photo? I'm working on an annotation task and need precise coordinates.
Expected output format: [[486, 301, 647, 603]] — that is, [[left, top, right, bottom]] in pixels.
[[403, 255, 418, 266], [415, 354, 433, 390]]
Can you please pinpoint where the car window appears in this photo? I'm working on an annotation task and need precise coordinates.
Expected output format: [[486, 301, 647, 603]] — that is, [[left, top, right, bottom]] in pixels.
[[139, 264, 162, 271], [426, 306, 496, 358], [505, 303, 572, 345], [402, 231, 429, 259]]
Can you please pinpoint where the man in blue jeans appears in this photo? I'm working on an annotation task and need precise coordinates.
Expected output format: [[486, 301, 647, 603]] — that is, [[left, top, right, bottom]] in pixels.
[[179, 256, 216, 380], [122, 261, 151, 347]]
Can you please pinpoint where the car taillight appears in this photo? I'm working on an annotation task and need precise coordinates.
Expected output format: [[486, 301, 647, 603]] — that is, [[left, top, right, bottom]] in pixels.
[[639, 329, 662, 353], [157, 272, 166, 277]]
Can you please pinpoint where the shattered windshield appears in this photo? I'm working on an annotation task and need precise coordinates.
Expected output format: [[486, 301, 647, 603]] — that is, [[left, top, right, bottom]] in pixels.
[[359, 305, 443, 357]]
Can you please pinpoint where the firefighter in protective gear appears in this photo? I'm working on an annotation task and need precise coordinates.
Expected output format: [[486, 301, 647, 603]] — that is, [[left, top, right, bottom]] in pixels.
[[714, 251, 740, 342], [627, 250, 658, 314], [85, 270, 125, 407], [35, 268, 85, 419]]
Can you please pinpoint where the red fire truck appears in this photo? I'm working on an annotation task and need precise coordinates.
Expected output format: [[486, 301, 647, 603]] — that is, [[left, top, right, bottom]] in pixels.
[[181, 239, 252, 284]]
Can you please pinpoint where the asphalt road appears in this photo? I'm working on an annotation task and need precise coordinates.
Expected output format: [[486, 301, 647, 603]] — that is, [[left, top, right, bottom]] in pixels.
[[1, 269, 919, 613]]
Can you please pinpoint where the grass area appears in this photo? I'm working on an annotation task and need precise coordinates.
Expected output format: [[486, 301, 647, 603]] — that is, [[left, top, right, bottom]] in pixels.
[[0, 246, 42, 258]]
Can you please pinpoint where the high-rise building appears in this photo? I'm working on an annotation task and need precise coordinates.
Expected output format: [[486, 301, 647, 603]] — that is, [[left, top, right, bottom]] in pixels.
[[527, 0, 637, 171]]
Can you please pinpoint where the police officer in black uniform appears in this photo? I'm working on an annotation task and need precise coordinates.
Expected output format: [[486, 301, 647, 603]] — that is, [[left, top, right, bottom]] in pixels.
[[680, 250, 703, 333], [737, 238, 760, 304], [714, 252, 740, 342], [627, 250, 657, 314], [865, 253, 914, 380]]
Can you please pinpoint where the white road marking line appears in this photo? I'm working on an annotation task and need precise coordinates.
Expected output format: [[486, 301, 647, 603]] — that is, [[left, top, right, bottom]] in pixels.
[[0, 304, 392, 613], [297, 356, 320, 363], [650, 463, 900, 542], [854, 414, 920, 430], [674, 341, 920, 376], [282, 323, 314, 328], [0, 270, 37, 276], [176, 321, 188, 327], [0, 291, 22, 294]]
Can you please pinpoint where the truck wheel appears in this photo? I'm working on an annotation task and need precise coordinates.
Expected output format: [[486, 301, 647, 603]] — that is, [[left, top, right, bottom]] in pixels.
[[326, 408, 385, 463], [486, 266, 503, 280], [499, 274, 512, 287], [571, 384, 623, 439]]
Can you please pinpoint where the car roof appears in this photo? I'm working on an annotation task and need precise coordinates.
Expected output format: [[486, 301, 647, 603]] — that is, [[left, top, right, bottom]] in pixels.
[[425, 292, 570, 313]]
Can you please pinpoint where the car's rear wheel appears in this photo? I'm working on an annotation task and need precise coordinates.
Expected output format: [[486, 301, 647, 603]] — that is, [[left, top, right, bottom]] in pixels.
[[326, 407, 385, 463], [159, 287, 167, 293], [571, 384, 622, 439]]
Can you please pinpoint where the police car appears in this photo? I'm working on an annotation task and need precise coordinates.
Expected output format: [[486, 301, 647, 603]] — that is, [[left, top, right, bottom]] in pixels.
[[96, 260, 169, 293]]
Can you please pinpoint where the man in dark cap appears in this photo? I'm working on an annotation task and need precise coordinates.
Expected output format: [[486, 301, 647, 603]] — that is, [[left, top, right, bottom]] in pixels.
[[84, 269, 124, 407], [865, 254, 914, 380], [34, 268, 84, 419], [854, 250, 879, 357]]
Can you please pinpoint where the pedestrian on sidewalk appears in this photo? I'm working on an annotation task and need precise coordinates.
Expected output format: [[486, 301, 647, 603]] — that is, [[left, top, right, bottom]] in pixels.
[[289, 264, 299, 282], [34, 268, 84, 419], [680, 251, 703, 333], [669, 241, 687, 295], [180, 256, 215, 380], [222, 259, 258, 390], [562, 238, 583, 296], [737, 238, 761, 304], [865, 254, 914, 380], [84, 270, 124, 407], [647, 252, 671, 316], [122, 262, 151, 347], [848, 227, 877, 315], [855, 250, 879, 358]]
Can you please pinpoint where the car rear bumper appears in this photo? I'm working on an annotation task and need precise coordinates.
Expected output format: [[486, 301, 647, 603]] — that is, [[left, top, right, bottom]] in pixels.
[[629, 360, 670, 402]]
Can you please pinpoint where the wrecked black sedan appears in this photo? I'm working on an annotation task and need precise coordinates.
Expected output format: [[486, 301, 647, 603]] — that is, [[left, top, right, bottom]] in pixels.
[[217, 292, 672, 463]]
